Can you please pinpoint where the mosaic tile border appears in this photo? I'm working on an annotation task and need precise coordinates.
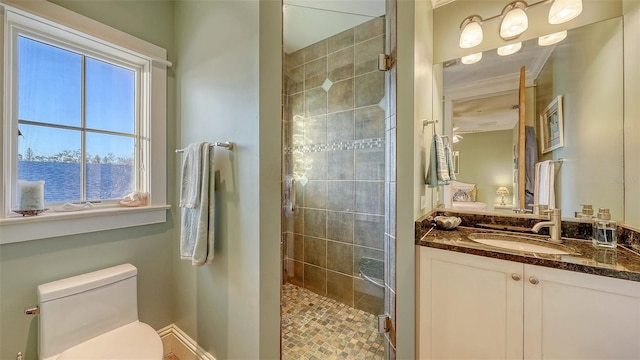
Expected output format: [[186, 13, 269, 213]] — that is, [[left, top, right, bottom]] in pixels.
[[284, 138, 385, 155]]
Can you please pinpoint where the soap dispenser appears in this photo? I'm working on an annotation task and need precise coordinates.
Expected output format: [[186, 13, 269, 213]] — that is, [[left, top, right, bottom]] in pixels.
[[592, 208, 617, 248]]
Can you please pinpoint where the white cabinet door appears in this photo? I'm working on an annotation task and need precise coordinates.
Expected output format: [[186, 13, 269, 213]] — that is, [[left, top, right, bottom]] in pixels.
[[418, 247, 524, 359], [524, 264, 640, 359]]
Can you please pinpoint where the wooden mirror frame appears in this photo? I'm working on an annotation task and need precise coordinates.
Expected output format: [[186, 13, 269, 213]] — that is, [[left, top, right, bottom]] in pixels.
[[518, 66, 525, 210]]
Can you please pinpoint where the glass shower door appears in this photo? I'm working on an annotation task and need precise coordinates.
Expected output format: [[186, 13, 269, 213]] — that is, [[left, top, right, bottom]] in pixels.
[[281, 0, 393, 358]]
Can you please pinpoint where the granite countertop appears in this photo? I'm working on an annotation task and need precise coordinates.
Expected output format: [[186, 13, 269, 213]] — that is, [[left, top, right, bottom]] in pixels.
[[416, 224, 640, 282]]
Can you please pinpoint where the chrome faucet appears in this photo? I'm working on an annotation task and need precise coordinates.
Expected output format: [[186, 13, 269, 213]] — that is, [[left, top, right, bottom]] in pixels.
[[532, 208, 562, 243]]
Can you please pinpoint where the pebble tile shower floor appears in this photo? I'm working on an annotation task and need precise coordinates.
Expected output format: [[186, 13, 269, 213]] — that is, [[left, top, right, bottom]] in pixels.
[[281, 283, 385, 359]]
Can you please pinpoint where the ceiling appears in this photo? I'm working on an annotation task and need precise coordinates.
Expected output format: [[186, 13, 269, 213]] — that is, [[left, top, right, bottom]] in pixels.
[[453, 92, 519, 134], [283, 0, 385, 54]]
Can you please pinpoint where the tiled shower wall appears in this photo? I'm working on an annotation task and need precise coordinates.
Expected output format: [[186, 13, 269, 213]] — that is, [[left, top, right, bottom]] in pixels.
[[283, 16, 386, 316]]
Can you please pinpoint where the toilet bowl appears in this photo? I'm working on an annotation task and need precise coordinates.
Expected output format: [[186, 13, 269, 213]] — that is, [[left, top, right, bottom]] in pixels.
[[36, 264, 163, 360]]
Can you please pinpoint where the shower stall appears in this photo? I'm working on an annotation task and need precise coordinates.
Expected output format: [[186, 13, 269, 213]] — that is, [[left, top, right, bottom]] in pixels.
[[281, 1, 396, 358]]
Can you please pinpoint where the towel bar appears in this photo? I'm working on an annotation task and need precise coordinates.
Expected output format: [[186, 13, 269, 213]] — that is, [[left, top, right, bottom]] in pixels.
[[175, 142, 233, 153]]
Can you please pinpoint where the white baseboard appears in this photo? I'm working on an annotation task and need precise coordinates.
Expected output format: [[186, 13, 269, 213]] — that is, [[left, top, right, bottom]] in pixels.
[[158, 324, 216, 360]]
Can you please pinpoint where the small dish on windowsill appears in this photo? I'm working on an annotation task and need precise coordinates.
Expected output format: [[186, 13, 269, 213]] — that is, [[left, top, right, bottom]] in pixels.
[[12, 209, 49, 216], [119, 192, 149, 207]]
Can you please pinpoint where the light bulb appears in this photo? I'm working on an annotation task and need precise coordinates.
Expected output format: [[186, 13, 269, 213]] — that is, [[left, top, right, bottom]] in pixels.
[[548, 0, 582, 24], [497, 42, 522, 56], [459, 20, 483, 49], [538, 30, 567, 46], [500, 7, 528, 40], [461, 52, 482, 65]]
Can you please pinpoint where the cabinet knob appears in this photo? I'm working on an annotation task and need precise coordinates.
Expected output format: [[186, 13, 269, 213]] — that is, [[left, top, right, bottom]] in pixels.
[[529, 276, 540, 285], [511, 273, 521, 281]]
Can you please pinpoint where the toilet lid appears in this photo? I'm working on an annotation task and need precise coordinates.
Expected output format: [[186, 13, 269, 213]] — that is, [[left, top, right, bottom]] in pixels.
[[56, 321, 162, 360]]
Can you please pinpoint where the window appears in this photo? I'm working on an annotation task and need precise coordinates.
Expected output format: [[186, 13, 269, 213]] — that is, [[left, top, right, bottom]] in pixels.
[[17, 36, 140, 204], [1, 3, 168, 243]]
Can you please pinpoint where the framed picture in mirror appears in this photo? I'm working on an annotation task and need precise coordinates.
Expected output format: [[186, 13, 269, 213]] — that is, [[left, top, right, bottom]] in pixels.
[[540, 95, 564, 154]]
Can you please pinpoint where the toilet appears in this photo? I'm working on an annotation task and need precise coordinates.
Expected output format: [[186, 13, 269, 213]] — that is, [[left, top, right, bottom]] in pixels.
[[36, 264, 163, 360]]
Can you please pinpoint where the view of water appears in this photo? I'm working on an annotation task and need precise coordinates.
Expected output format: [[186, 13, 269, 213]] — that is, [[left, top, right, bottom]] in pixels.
[[18, 161, 133, 203]]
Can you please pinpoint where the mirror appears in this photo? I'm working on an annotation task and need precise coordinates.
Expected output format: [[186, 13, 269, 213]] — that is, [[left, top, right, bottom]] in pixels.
[[440, 17, 624, 221]]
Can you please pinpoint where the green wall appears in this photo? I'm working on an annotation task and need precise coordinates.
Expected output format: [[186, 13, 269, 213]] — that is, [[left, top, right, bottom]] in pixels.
[[1, 0, 281, 358], [173, 0, 280, 358], [0, 1, 176, 359]]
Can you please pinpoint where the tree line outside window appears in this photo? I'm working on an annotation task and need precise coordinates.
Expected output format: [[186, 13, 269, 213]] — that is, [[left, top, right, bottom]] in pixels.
[[18, 147, 133, 165]]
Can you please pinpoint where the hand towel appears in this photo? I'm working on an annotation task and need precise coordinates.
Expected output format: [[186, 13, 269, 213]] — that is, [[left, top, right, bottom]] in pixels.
[[445, 144, 456, 181], [425, 135, 438, 187], [534, 160, 556, 208], [435, 135, 450, 183], [180, 143, 215, 266], [426, 134, 451, 187], [179, 142, 204, 208], [533, 162, 541, 206]]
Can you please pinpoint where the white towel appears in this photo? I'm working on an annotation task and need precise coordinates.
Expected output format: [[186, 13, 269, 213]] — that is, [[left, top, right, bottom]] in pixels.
[[180, 142, 215, 266], [179, 142, 204, 208], [425, 134, 451, 187], [534, 160, 555, 208], [435, 135, 450, 183], [444, 144, 456, 181]]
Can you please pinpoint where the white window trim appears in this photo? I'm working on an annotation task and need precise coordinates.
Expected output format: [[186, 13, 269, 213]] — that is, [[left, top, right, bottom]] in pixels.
[[0, 0, 169, 244]]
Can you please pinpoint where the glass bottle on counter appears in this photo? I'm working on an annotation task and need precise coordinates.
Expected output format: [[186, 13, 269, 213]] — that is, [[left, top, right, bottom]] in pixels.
[[592, 208, 617, 248]]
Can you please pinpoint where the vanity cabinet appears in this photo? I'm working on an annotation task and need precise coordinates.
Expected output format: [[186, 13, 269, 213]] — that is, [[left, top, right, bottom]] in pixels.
[[523, 264, 640, 359], [417, 247, 524, 359], [418, 247, 640, 359]]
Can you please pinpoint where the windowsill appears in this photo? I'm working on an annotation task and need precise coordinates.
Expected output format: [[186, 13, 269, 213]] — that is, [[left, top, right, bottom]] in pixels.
[[0, 205, 171, 244]]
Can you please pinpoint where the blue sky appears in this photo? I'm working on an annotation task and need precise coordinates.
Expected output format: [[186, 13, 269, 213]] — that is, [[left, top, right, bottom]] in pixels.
[[17, 36, 135, 159]]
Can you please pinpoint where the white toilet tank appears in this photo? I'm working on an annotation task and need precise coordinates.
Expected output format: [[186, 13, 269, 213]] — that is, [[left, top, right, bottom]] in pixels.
[[37, 263, 160, 360]]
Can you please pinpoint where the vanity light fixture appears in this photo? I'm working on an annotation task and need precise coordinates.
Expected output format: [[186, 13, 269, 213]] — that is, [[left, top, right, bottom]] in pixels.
[[538, 30, 567, 46], [497, 42, 522, 56], [461, 52, 482, 65], [548, 0, 582, 24], [458, 0, 582, 49], [459, 15, 484, 49], [499, 2, 529, 40]]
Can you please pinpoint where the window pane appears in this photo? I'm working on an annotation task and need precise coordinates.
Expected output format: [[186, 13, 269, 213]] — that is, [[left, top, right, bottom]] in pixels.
[[18, 36, 82, 127], [85, 133, 135, 201], [85, 57, 135, 133], [18, 124, 82, 204]]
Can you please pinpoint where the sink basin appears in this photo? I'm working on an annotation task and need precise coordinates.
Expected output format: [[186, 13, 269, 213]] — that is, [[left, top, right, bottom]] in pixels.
[[467, 233, 577, 255]]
